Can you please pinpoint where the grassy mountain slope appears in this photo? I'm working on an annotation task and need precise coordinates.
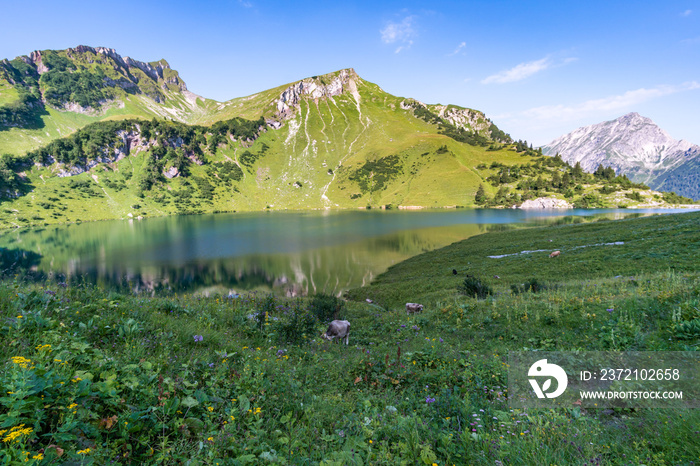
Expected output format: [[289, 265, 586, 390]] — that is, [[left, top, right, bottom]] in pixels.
[[0, 49, 693, 228], [0, 46, 212, 155], [0, 64, 531, 227], [346, 210, 700, 307]]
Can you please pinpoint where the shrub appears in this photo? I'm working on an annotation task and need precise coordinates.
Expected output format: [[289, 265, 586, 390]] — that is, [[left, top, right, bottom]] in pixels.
[[511, 278, 547, 295], [673, 319, 700, 340], [458, 276, 492, 299], [275, 301, 318, 344], [309, 292, 345, 322], [253, 294, 276, 331], [625, 191, 644, 202]]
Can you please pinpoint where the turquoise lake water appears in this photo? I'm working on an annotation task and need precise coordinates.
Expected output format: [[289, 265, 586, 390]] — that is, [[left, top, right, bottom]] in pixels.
[[0, 208, 692, 295]]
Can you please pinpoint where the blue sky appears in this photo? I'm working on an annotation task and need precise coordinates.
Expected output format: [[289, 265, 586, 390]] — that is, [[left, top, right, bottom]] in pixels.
[[1, 0, 698, 145]]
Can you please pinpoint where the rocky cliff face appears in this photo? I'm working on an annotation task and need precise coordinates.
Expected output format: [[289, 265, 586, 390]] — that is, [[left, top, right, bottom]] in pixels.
[[274, 69, 360, 120], [2, 45, 190, 111], [431, 105, 490, 134], [400, 99, 492, 135], [542, 113, 700, 199]]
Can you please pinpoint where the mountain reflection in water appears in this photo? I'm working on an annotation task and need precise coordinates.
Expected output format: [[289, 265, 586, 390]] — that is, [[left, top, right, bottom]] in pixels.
[[0, 209, 682, 295]]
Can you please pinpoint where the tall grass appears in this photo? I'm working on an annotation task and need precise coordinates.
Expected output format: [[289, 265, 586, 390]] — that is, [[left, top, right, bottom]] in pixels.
[[1, 213, 699, 464]]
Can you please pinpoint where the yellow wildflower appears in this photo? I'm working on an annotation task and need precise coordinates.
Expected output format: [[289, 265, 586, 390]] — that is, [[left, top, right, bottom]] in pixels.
[[2, 425, 33, 443], [11, 357, 31, 369], [77, 448, 91, 454], [207, 406, 214, 412]]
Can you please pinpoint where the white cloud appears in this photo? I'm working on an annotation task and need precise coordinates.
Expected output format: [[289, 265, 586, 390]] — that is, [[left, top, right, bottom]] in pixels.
[[380, 16, 416, 52], [681, 9, 692, 16], [482, 57, 552, 84], [523, 82, 700, 121], [482, 55, 577, 84], [448, 42, 466, 56], [238, 0, 253, 7], [681, 36, 700, 44]]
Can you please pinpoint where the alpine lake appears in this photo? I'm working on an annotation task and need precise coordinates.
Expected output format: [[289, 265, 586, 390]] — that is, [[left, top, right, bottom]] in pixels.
[[0, 208, 692, 296]]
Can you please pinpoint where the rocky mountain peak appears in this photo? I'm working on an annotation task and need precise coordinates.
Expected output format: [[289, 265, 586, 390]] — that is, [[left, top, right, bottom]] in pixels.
[[274, 68, 360, 119], [22, 45, 188, 93], [542, 113, 700, 199]]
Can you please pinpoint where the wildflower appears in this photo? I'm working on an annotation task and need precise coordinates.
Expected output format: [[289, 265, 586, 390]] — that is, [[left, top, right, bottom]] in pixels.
[[254, 407, 261, 414], [1, 425, 33, 443], [207, 437, 214, 442], [439, 338, 444, 343], [77, 448, 91, 454], [32, 453, 44, 460], [193, 335, 204, 342], [425, 397, 436, 404], [11, 356, 31, 369], [207, 406, 214, 412], [67, 403, 78, 410], [607, 308, 614, 313]]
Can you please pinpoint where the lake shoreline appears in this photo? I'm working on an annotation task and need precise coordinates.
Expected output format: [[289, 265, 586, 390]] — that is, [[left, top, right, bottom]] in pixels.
[[2, 202, 698, 231], [2, 208, 694, 296]]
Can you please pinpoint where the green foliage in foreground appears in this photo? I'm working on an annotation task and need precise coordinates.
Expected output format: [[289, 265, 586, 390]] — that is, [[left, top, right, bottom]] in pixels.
[[1, 212, 699, 464]]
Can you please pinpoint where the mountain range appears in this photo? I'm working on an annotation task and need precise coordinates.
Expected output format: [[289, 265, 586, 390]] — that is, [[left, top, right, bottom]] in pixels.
[[542, 113, 700, 200], [0, 46, 693, 228]]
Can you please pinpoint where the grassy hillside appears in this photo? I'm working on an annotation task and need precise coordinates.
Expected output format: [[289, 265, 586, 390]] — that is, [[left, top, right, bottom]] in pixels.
[[0, 212, 698, 464], [345, 211, 700, 307], [1, 70, 691, 228], [0, 46, 213, 155]]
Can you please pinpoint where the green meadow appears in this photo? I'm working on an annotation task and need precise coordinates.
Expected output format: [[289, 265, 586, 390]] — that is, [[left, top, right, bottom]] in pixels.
[[1, 211, 698, 464]]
